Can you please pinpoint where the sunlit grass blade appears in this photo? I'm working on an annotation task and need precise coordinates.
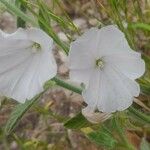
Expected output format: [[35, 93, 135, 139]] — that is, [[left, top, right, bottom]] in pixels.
[[40, 0, 78, 33], [0, 0, 37, 26], [104, 0, 136, 49], [129, 23, 150, 32], [23, 0, 69, 54], [38, 11, 69, 54], [15, 0, 26, 28], [54, 0, 79, 34], [132, 1, 144, 22]]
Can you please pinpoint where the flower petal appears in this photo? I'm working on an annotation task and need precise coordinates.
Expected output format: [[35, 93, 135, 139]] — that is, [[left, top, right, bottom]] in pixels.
[[70, 68, 94, 86], [69, 28, 100, 70], [97, 25, 132, 57], [82, 64, 140, 113], [9, 54, 40, 102], [104, 51, 145, 79], [0, 29, 8, 38], [69, 28, 101, 86], [6, 28, 28, 40], [6, 28, 53, 51], [82, 69, 102, 110], [100, 65, 140, 112], [0, 28, 56, 103], [27, 28, 53, 51], [37, 50, 57, 88], [0, 53, 33, 103]]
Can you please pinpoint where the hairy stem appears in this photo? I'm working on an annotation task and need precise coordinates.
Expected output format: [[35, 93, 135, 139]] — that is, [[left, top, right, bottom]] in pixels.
[[52, 77, 82, 94]]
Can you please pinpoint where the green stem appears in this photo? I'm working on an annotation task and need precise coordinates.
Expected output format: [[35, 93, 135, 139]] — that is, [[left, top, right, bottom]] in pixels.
[[52, 77, 82, 94]]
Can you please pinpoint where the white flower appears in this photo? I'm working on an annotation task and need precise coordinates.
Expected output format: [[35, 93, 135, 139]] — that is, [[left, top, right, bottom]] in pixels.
[[68, 25, 145, 113], [0, 28, 57, 103]]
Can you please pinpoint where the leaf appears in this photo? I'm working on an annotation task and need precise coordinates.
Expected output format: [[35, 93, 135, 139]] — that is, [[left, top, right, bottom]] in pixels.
[[140, 138, 150, 150], [5, 94, 41, 135], [64, 113, 91, 129], [87, 126, 117, 148], [43, 80, 56, 90], [36, 0, 69, 54], [129, 23, 150, 32], [15, 0, 26, 28], [0, 0, 37, 26], [53, 0, 79, 33]]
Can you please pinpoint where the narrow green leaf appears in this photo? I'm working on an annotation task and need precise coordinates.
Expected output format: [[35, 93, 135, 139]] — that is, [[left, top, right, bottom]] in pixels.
[[5, 94, 42, 135], [36, 1, 69, 54], [15, 0, 26, 28], [64, 113, 91, 129], [0, 0, 37, 26], [129, 23, 150, 32], [87, 126, 117, 148], [54, 0, 79, 33]]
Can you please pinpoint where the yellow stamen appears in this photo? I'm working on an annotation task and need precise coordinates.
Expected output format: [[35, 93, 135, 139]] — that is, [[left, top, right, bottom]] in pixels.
[[96, 58, 104, 69]]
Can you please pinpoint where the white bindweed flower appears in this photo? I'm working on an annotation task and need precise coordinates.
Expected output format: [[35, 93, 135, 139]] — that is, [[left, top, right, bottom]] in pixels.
[[69, 25, 145, 113], [0, 28, 57, 103]]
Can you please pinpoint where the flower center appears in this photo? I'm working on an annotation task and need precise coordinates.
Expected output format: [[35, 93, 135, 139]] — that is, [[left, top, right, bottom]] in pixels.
[[31, 42, 41, 53], [95, 58, 104, 69]]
